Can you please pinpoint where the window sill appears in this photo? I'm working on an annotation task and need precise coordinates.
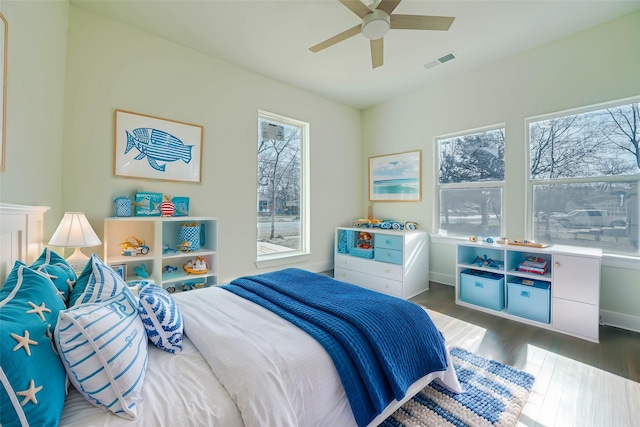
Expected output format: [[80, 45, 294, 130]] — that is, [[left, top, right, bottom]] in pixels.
[[255, 251, 311, 269]]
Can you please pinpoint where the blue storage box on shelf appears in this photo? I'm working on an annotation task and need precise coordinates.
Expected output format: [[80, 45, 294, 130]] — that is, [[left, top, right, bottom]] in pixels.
[[507, 278, 551, 324], [460, 269, 505, 311]]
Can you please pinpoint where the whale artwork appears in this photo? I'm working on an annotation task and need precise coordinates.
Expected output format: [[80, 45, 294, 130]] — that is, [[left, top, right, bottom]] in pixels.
[[125, 128, 193, 172]]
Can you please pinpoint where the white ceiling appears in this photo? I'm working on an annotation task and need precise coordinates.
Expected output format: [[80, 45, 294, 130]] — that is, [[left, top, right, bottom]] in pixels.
[[71, 0, 640, 110]]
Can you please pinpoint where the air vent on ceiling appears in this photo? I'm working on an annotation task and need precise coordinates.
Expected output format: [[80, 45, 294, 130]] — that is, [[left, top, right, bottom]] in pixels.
[[423, 51, 457, 69]]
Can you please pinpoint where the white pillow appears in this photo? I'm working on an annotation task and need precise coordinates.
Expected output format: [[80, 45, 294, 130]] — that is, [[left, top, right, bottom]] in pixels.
[[54, 291, 148, 420], [138, 281, 184, 354], [69, 254, 132, 306]]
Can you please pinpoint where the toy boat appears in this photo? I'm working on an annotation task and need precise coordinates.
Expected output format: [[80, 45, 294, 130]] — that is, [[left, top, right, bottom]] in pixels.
[[183, 256, 208, 275]]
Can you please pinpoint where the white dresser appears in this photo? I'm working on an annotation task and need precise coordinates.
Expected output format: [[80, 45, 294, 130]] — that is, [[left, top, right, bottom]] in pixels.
[[333, 227, 429, 299]]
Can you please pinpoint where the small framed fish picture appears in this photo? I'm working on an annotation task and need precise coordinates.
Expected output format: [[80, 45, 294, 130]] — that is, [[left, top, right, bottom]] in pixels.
[[114, 109, 203, 182]]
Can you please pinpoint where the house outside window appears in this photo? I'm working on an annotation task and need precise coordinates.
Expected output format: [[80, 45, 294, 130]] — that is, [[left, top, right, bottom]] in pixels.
[[257, 111, 309, 259], [528, 98, 640, 255], [436, 126, 505, 237]]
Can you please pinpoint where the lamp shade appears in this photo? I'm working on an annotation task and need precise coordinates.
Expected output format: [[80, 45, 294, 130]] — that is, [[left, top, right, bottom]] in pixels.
[[49, 212, 101, 248]]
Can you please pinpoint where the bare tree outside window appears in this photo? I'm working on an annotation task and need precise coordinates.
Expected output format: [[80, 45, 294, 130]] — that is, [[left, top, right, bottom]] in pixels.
[[437, 127, 505, 237], [257, 113, 308, 258], [529, 100, 640, 254]]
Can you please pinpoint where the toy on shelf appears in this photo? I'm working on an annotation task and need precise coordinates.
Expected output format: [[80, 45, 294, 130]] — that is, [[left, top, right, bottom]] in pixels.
[[118, 236, 150, 256], [163, 265, 177, 273], [469, 254, 504, 270], [166, 286, 176, 294], [182, 279, 206, 291], [507, 238, 549, 248], [134, 264, 149, 278], [162, 243, 177, 254], [352, 218, 417, 230], [357, 232, 372, 249], [178, 241, 192, 252], [183, 256, 208, 275], [160, 195, 176, 217]]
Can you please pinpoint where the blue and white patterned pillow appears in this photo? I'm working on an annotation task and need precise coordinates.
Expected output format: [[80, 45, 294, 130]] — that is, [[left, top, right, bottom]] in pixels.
[[0, 263, 67, 427], [30, 247, 77, 306], [69, 254, 133, 306], [54, 291, 148, 420], [138, 281, 183, 354]]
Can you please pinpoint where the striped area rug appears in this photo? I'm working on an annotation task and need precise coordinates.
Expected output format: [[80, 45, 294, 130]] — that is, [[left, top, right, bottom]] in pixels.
[[381, 347, 535, 427]]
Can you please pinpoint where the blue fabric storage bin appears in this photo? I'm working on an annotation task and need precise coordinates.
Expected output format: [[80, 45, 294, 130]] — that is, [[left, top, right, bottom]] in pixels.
[[460, 269, 505, 311], [349, 247, 374, 259], [507, 278, 551, 324]]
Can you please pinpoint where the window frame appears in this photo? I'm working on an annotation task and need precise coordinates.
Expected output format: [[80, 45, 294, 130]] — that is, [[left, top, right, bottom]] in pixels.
[[525, 96, 640, 256], [434, 124, 506, 237], [256, 110, 310, 267]]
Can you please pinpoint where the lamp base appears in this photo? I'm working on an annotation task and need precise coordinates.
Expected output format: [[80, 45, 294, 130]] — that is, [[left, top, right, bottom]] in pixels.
[[66, 247, 90, 274]]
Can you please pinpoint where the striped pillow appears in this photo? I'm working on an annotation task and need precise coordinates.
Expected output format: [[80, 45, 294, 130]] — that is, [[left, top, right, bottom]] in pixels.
[[138, 281, 183, 353], [69, 254, 132, 306], [54, 291, 148, 420]]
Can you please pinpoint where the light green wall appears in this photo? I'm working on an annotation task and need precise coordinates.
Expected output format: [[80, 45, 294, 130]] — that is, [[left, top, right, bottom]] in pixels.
[[61, 6, 362, 283], [362, 10, 640, 322], [0, 0, 68, 235]]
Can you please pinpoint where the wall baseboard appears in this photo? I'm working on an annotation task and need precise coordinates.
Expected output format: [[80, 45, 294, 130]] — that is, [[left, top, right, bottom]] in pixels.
[[600, 309, 640, 334], [430, 273, 640, 334], [429, 272, 455, 287]]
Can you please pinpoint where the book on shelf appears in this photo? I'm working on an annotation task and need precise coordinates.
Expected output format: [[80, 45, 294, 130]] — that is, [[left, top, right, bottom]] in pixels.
[[516, 259, 548, 275]]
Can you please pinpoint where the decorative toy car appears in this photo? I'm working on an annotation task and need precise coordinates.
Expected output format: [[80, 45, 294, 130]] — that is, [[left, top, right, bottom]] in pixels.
[[118, 236, 150, 256]]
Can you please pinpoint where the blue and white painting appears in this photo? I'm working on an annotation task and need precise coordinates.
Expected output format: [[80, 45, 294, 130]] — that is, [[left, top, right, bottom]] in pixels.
[[115, 110, 203, 182], [369, 151, 421, 201]]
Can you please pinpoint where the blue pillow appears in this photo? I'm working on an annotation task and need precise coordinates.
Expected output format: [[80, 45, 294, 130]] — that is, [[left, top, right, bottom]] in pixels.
[[30, 247, 77, 306], [69, 254, 134, 306], [0, 263, 67, 427], [55, 291, 148, 420], [138, 281, 184, 353]]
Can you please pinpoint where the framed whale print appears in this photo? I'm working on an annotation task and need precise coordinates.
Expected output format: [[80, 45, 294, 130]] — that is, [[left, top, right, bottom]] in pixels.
[[114, 109, 203, 182], [369, 150, 421, 202]]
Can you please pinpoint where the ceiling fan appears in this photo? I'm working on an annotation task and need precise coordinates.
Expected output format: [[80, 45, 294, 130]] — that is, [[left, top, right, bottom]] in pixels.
[[309, 0, 455, 69]]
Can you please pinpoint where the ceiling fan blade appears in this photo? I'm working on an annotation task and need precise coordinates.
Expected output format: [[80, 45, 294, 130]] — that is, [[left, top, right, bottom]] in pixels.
[[390, 15, 455, 31], [376, 0, 402, 15], [370, 38, 383, 68], [339, 0, 373, 19], [309, 25, 361, 53]]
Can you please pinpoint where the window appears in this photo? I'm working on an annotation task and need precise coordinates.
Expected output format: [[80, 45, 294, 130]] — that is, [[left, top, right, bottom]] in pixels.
[[528, 98, 640, 255], [436, 126, 505, 237], [257, 111, 309, 260]]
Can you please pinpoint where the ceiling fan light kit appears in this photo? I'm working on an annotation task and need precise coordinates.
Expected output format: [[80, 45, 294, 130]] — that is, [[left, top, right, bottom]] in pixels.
[[310, 0, 455, 69], [362, 9, 390, 40]]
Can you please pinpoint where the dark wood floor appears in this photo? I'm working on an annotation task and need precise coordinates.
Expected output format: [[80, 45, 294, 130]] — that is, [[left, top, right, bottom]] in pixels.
[[410, 282, 640, 427]]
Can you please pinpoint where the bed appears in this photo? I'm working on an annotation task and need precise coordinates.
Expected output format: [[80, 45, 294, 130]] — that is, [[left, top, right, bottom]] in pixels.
[[0, 204, 461, 427]]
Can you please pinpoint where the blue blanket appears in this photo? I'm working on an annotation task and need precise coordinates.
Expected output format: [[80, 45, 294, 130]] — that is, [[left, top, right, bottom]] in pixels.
[[222, 268, 448, 427]]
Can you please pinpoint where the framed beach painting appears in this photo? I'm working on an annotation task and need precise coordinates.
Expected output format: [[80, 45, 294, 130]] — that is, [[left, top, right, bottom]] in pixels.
[[369, 150, 421, 202], [114, 110, 203, 182]]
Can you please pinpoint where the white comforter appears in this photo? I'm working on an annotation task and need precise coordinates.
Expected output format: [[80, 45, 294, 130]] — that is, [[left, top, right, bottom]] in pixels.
[[60, 286, 461, 427]]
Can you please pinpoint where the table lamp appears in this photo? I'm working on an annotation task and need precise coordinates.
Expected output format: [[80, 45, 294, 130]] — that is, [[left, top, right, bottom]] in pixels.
[[49, 212, 101, 273]]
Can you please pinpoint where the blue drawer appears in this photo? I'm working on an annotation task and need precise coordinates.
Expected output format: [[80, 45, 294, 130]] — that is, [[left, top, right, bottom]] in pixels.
[[374, 248, 403, 265], [507, 279, 550, 324], [460, 269, 504, 311], [375, 235, 403, 251]]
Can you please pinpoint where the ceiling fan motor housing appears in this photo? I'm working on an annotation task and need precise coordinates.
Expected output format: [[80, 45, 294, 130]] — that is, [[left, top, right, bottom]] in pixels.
[[362, 9, 390, 40]]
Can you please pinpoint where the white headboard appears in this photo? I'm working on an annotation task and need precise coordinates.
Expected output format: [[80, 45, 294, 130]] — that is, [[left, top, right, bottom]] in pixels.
[[0, 203, 50, 281]]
